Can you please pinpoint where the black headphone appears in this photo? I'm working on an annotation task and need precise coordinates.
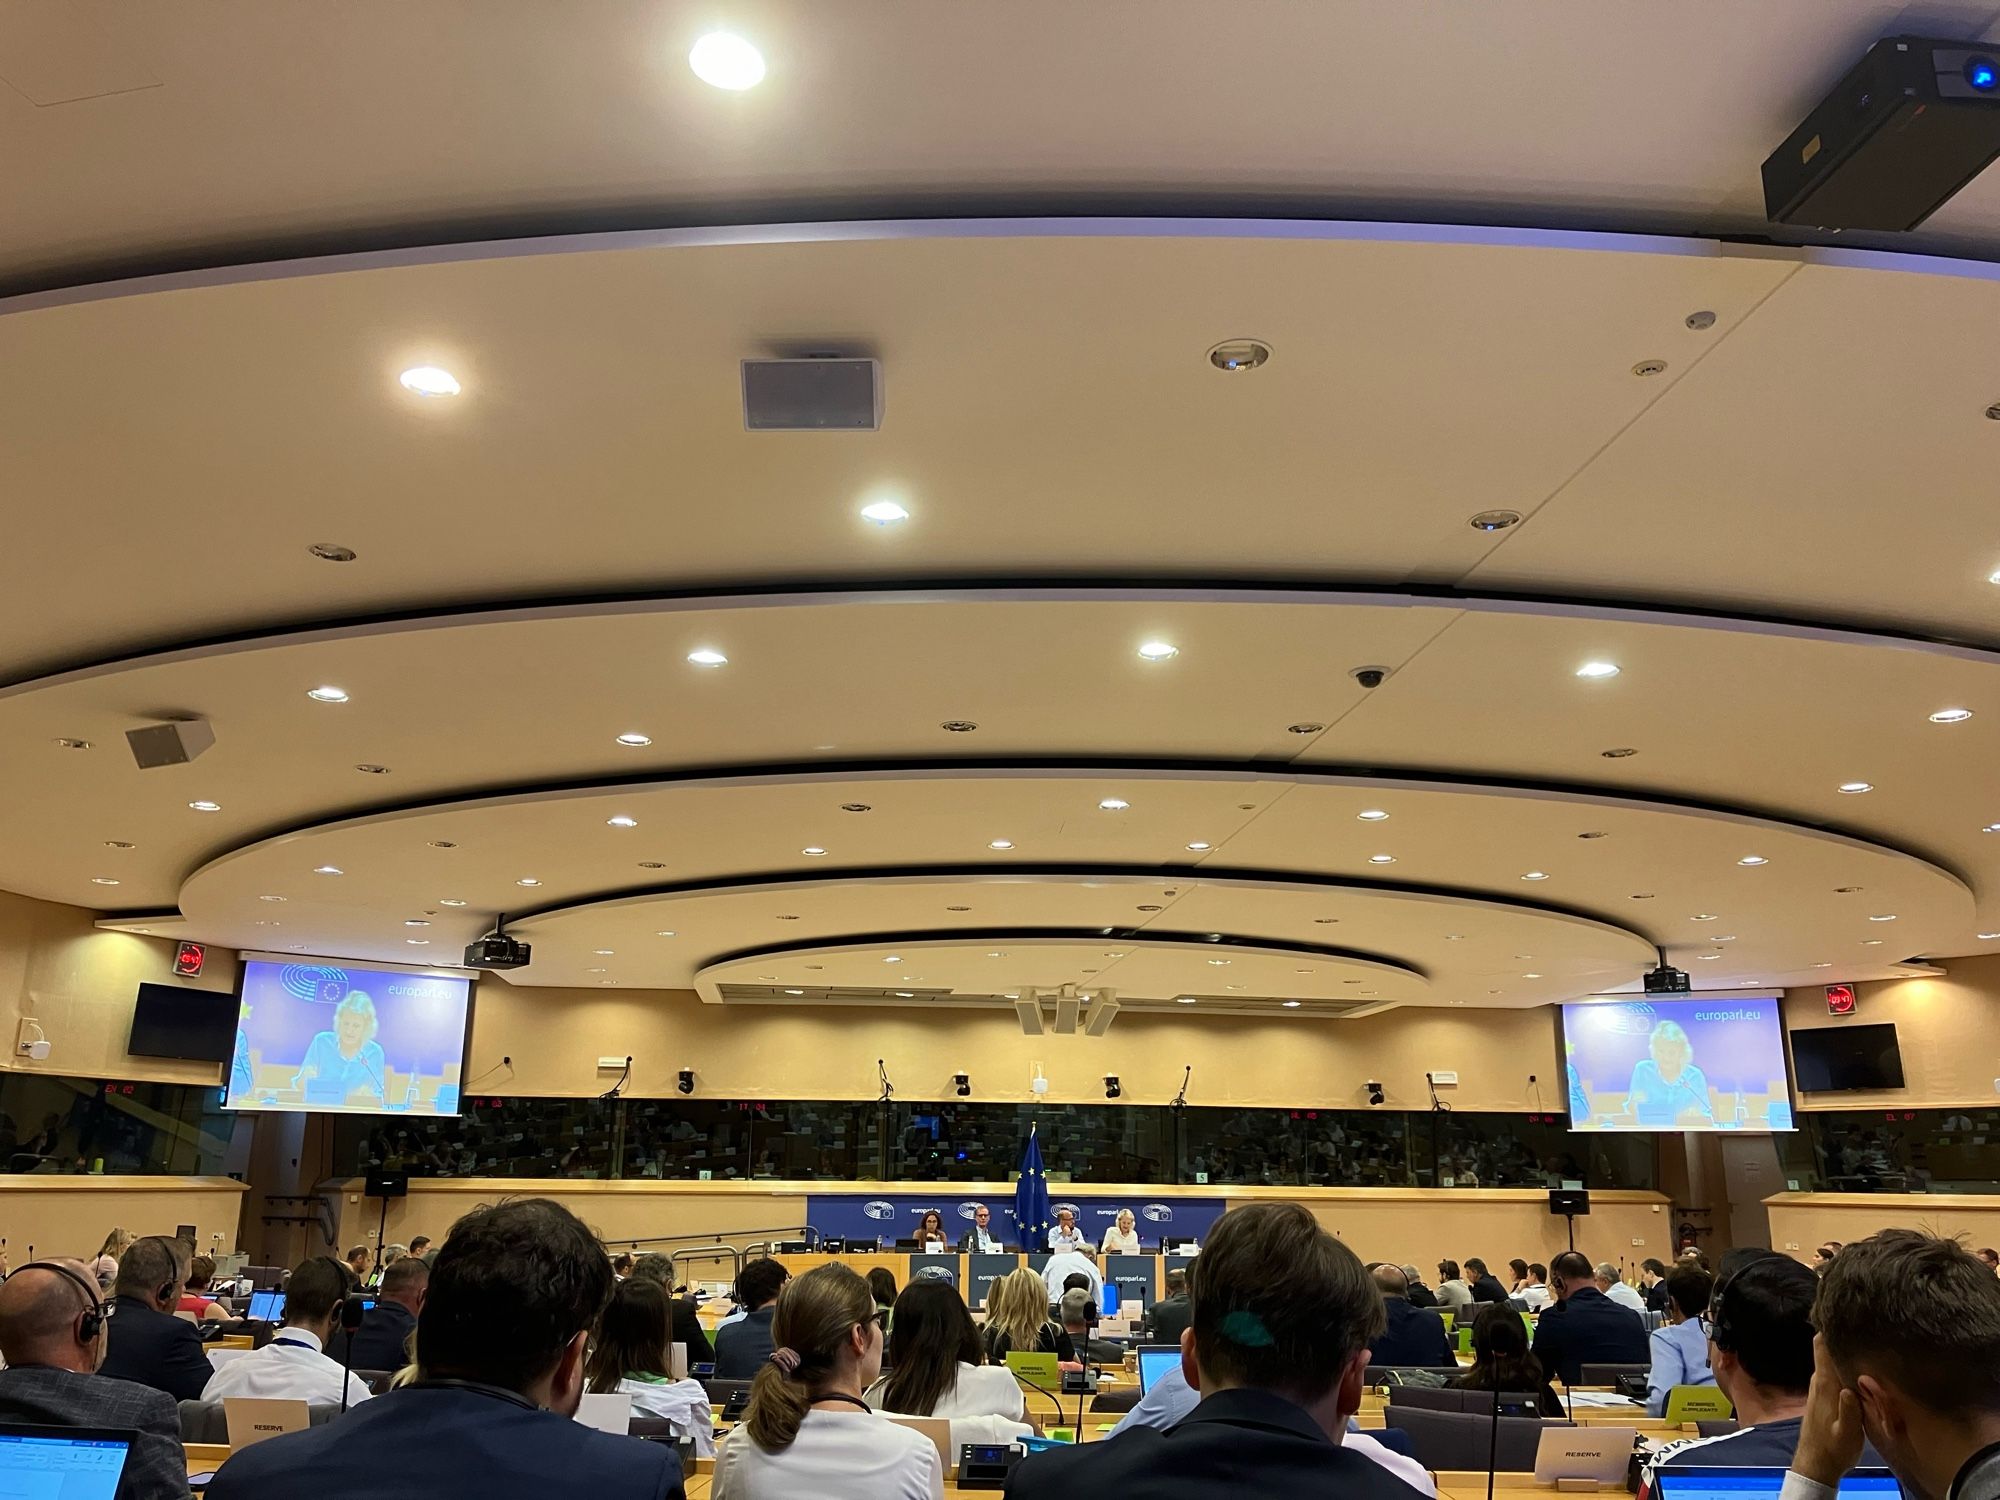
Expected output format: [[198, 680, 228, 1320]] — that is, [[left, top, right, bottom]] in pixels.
[[19, 1262, 105, 1343]]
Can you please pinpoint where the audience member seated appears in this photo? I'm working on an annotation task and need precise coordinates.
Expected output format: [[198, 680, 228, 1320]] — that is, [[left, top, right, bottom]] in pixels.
[[1530, 1250, 1648, 1387], [1654, 1251, 1883, 1476], [1518, 1264, 1553, 1311], [630, 1254, 714, 1366], [1046, 1207, 1088, 1254], [0, 1258, 189, 1500], [1369, 1264, 1453, 1368], [713, 1262, 941, 1500], [1433, 1260, 1473, 1311], [1978, 1247, 1999, 1275], [406, 1234, 432, 1263], [1596, 1262, 1648, 1313], [584, 1278, 714, 1455], [957, 1203, 1006, 1254], [207, 1198, 685, 1500], [98, 1235, 212, 1401], [1400, 1265, 1439, 1309], [345, 1254, 426, 1373], [611, 1252, 635, 1281], [1637, 1259, 1670, 1312], [203, 1255, 373, 1407], [90, 1229, 133, 1293], [1782, 1229, 2000, 1500], [1005, 1203, 1430, 1498], [344, 1246, 372, 1288], [1100, 1209, 1141, 1255], [1812, 1242, 1841, 1277], [715, 1258, 792, 1379], [1145, 1266, 1192, 1344], [1038, 1248, 1101, 1306], [864, 1279, 1031, 1448], [1509, 1259, 1532, 1293], [1450, 1301, 1565, 1417], [1645, 1264, 1715, 1416], [1059, 1288, 1125, 1365], [1465, 1258, 1509, 1305], [176, 1256, 231, 1324], [982, 1267, 1075, 1364]]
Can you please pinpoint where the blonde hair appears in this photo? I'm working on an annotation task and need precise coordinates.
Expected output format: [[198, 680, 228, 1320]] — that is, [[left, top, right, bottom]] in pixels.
[[96, 1228, 133, 1261], [983, 1266, 1051, 1353], [742, 1263, 873, 1452], [1117, 1209, 1135, 1229]]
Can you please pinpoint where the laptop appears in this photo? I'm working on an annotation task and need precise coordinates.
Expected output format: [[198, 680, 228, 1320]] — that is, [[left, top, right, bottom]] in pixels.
[[1532, 1424, 1637, 1483], [246, 1289, 286, 1322], [1136, 1344, 1181, 1394], [575, 1393, 632, 1434], [0, 1425, 133, 1500], [224, 1397, 311, 1449], [1652, 1470, 1902, 1500]]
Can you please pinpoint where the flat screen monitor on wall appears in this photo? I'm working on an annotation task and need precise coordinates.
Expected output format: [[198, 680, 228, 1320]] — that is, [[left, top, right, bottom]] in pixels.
[[1562, 994, 1794, 1133], [1791, 1024, 1905, 1092], [224, 956, 473, 1117], [128, 983, 237, 1062]]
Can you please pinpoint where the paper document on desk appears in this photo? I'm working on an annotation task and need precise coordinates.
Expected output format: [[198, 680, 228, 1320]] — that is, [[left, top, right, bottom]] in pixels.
[[1564, 1390, 1641, 1407]]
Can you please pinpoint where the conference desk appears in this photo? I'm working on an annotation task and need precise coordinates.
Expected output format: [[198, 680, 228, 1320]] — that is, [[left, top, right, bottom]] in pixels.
[[770, 1250, 1175, 1309]]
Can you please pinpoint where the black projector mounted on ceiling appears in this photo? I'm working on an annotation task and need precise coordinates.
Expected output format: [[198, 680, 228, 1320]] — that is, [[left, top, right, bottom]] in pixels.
[[1764, 36, 2000, 231], [464, 920, 531, 971], [1643, 963, 1692, 996]]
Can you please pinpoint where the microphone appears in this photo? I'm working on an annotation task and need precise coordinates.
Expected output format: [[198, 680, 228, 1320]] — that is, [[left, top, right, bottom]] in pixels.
[[338, 1292, 366, 1413], [1170, 1067, 1190, 1110], [877, 1059, 895, 1103], [1011, 1368, 1076, 1443]]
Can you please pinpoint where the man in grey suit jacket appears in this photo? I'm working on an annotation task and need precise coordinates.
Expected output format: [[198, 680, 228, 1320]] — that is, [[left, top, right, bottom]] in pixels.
[[0, 1258, 190, 1499]]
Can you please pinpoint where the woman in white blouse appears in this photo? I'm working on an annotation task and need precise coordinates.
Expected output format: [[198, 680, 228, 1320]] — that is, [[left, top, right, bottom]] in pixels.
[[1099, 1209, 1140, 1254], [864, 1280, 1033, 1448], [1045, 1206, 1087, 1253], [582, 1278, 715, 1455], [713, 1263, 942, 1500]]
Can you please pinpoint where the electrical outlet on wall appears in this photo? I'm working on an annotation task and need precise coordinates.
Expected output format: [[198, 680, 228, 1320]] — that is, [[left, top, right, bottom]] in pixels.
[[1785, 1241, 1800, 1250], [1631, 1238, 1644, 1246]]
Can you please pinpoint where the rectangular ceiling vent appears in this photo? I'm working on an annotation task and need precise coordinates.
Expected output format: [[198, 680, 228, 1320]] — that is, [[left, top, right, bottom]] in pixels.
[[741, 357, 882, 430]]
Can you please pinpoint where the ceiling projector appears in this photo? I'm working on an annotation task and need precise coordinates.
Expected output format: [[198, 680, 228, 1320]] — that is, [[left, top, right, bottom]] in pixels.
[[1642, 963, 1692, 996], [464, 931, 531, 970]]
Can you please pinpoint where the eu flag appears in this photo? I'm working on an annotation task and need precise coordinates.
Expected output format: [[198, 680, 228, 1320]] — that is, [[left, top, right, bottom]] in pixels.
[[1012, 1122, 1053, 1248]]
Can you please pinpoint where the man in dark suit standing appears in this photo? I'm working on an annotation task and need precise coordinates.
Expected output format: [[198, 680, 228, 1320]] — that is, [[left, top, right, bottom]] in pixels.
[[1006, 1202, 1428, 1500], [207, 1198, 683, 1500], [1367, 1265, 1454, 1368], [97, 1235, 212, 1401], [1530, 1249, 1649, 1385], [342, 1254, 426, 1372], [958, 1203, 1007, 1253], [1144, 1265, 1192, 1345], [0, 1258, 189, 1500]]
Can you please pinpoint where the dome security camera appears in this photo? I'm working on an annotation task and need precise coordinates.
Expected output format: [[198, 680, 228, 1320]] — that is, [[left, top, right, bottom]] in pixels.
[[1350, 666, 1390, 690]]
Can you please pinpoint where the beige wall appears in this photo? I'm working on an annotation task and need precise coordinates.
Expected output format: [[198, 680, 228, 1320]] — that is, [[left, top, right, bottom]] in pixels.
[[1764, 1191, 2000, 1264], [466, 980, 1565, 1110], [0, 890, 234, 1087], [0, 1176, 249, 1264], [1783, 957, 2000, 1112]]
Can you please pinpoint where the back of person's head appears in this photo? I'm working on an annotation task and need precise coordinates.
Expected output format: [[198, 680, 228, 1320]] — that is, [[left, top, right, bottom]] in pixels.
[[346, 1245, 369, 1267], [630, 1253, 673, 1289], [1663, 1264, 1714, 1321], [380, 1255, 429, 1302], [610, 1252, 635, 1276], [1465, 1257, 1489, 1278], [97, 1228, 133, 1260], [1190, 1202, 1382, 1407], [1060, 1287, 1094, 1327], [586, 1277, 669, 1393], [1062, 1272, 1090, 1294], [866, 1267, 898, 1306], [409, 1235, 431, 1253], [1642, 1258, 1667, 1278], [113, 1236, 184, 1302], [284, 1256, 348, 1328], [881, 1280, 982, 1416], [186, 1255, 215, 1291], [1708, 1254, 1817, 1392], [736, 1256, 789, 1310], [1980, 1248, 1999, 1269], [1815, 1229, 2000, 1419], [1593, 1261, 1619, 1285], [1548, 1250, 1592, 1289], [0, 1259, 103, 1370], [418, 1198, 612, 1394], [1470, 1299, 1531, 1365], [1163, 1266, 1188, 1297], [1373, 1263, 1410, 1298], [1400, 1264, 1424, 1284], [1438, 1258, 1462, 1282], [745, 1263, 874, 1451], [984, 1266, 1050, 1350], [1529, 1262, 1547, 1282], [382, 1243, 407, 1265]]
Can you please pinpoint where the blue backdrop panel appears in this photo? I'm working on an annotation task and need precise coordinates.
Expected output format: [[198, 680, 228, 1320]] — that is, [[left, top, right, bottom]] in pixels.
[[804, 1191, 1225, 1249]]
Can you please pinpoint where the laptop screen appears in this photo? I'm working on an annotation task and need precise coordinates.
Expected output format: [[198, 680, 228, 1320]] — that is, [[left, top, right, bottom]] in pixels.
[[1653, 1471, 1901, 1500], [247, 1289, 286, 1321], [0, 1429, 131, 1500], [1136, 1345, 1180, 1393]]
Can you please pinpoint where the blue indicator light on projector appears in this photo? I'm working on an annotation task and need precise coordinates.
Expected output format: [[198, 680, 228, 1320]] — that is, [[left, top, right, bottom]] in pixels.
[[1969, 58, 1997, 89]]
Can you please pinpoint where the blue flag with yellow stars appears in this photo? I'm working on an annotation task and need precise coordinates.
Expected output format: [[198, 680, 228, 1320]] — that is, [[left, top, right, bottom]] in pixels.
[[1012, 1122, 1053, 1247]]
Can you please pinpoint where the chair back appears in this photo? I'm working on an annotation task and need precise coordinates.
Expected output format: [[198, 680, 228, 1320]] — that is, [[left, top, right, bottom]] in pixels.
[[176, 1400, 229, 1445], [1384, 1406, 1565, 1471], [1694, 1419, 1741, 1439], [1390, 1385, 1541, 1417]]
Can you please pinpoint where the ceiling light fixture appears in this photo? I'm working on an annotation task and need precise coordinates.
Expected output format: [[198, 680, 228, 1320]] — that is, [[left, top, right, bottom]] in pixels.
[[883, 956, 902, 964], [1282, 1000, 1302, 1009], [355, 764, 389, 775], [188, 800, 221, 813], [440, 898, 467, 907], [1522, 972, 1542, 979], [1837, 782, 1873, 794], [1098, 798, 1129, 811], [1738, 856, 1768, 866], [686, 649, 728, 668], [688, 30, 765, 89], [607, 816, 638, 829], [1712, 934, 1737, 942], [103, 840, 134, 850], [1176, 996, 1198, 1005], [313, 865, 343, 876], [940, 720, 978, 733], [1207, 339, 1271, 372], [1862, 939, 1884, 946], [1186, 841, 1212, 851], [1468, 510, 1522, 532], [259, 895, 286, 903], [1137, 640, 1179, 661], [1691, 913, 1718, 922], [405, 919, 430, 927], [427, 840, 457, 849], [53, 737, 91, 750], [1521, 871, 1549, 881], [399, 366, 460, 397], [1207, 959, 1230, 966], [988, 839, 1014, 850], [1696, 954, 1721, 960], [1979, 932, 2000, 940], [89, 877, 118, 886], [801, 846, 827, 857], [1287, 722, 1326, 735], [1931, 708, 1974, 723], [593, 949, 615, 956], [516, 878, 540, 887], [1357, 809, 1389, 822], [1368, 854, 1396, 864], [615, 733, 652, 748], [1575, 661, 1620, 679], [1868, 914, 1898, 922], [308, 543, 357, 562], [1577, 830, 1608, 839], [306, 686, 349, 703], [859, 500, 909, 525], [1601, 747, 1638, 759], [784, 988, 805, 996], [655, 930, 676, 937]]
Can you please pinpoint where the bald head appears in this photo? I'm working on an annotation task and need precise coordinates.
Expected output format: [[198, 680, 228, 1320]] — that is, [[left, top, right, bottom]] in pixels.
[[0, 1260, 104, 1372], [1372, 1263, 1410, 1297]]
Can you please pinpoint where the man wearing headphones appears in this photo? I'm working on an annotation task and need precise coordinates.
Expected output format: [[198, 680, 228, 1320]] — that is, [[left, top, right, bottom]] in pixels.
[[97, 1234, 213, 1400], [0, 1257, 189, 1498]]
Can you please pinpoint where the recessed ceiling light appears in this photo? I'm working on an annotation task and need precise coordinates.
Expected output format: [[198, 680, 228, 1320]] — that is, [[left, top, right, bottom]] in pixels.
[[1186, 841, 1212, 851], [1176, 996, 1198, 1005], [1575, 661, 1620, 679], [1601, 747, 1638, 759], [399, 366, 460, 398], [1444, 933, 1463, 940], [688, 30, 765, 89], [259, 894, 286, 903], [593, 949, 615, 956], [1368, 854, 1396, 864], [988, 839, 1014, 850], [427, 840, 457, 850], [1521, 871, 1549, 881], [313, 866, 343, 876], [1522, 972, 1542, 979], [355, 763, 389, 775], [1835, 886, 1864, 893], [841, 803, 872, 813], [859, 500, 909, 526], [1837, 782, 1873, 794], [1316, 917, 1339, 924], [1468, 510, 1522, 532], [103, 840, 134, 850], [801, 846, 827, 857], [405, 919, 430, 927], [1287, 722, 1326, 735], [615, 733, 652, 748], [775, 914, 799, 921], [1282, 1000, 1302, 1008], [440, 898, 467, 907], [52, 737, 91, 750], [1696, 954, 1721, 960], [945, 905, 971, 912], [1868, 914, 1898, 922], [686, 649, 728, 668], [940, 720, 978, 733], [1812, 962, 1834, 968], [607, 816, 638, 829], [1137, 640, 1179, 661], [587, 967, 606, 974], [1712, 934, 1737, 942], [1631, 893, 1656, 900], [1979, 932, 2000, 940], [1577, 830, 1608, 839], [883, 956, 902, 964], [1356, 809, 1389, 822], [188, 800, 221, 813], [1862, 939, 1884, 946], [1990, 568, 2000, 584], [306, 686, 349, 704], [1738, 856, 1768, 866], [1098, 798, 1129, 811], [406, 939, 430, 946], [516, 878, 540, 887], [1984, 824, 2000, 835], [89, 877, 119, 886], [308, 543, 357, 562], [1137, 904, 1164, 912], [1224, 984, 1245, 991], [600, 980, 615, 986], [655, 930, 677, 937], [1206, 959, 1230, 966], [1690, 914, 1718, 922], [1207, 339, 1271, 372], [253, 920, 279, 927], [1931, 708, 1974, 723], [784, 988, 805, 996]]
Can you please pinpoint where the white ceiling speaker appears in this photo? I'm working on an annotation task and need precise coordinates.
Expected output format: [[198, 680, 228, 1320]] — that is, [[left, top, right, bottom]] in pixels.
[[1053, 988, 1081, 1034], [1013, 995, 1044, 1035], [1083, 991, 1120, 1036], [125, 718, 215, 768], [741, 357, 882, 431]]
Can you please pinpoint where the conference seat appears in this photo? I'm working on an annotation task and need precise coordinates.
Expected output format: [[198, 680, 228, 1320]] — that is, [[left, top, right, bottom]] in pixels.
[[176, 1399, 349, 1443], [1388, 1386, 1542, 1417], [1384, 1405, 1569, 1471], [1579, 1363, 1650, 1385], [1695, 1419, 1741, 1438]]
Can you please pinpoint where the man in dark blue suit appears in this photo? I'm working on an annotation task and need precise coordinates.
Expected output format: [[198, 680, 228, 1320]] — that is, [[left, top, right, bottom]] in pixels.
[[1367, 1264, 1455, 1368], [1530, 1249, 1649, 1386], [1004, 1202, 1430, 1500], [341, 1255, 425, 1373], [208, 1199, 684, 1500], [96, 1235, 212, 1402]]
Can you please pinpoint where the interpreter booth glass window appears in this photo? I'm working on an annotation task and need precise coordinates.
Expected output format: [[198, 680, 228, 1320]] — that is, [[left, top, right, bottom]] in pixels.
[[1177, 1106, 1414, 1186], [1800, 1107, 2000, 1194], [889, 1102, 1169, 1183], [0, 1074, 232, 1175], [337, 1097, 624, 1178], [747, 1101, 876, 1181], [1424, 1112, 1655, 1190]]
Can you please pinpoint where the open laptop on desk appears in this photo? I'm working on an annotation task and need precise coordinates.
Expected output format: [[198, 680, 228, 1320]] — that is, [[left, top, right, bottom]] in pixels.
[[1652, 1470, 1900, 1500], [246, 1289, 285, 1322], [1135, 1345, 1180, 1394], [0, 1425, 133, 1500]]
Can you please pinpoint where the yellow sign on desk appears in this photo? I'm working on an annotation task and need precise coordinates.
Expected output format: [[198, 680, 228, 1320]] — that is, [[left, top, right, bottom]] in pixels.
[[1661, 1384, 1733, 1423], [1005, 1350, 1061, 1387]]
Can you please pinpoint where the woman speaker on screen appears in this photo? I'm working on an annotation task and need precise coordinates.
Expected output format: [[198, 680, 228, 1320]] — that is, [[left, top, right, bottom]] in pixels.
[[294, 990, 388, 1103]]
